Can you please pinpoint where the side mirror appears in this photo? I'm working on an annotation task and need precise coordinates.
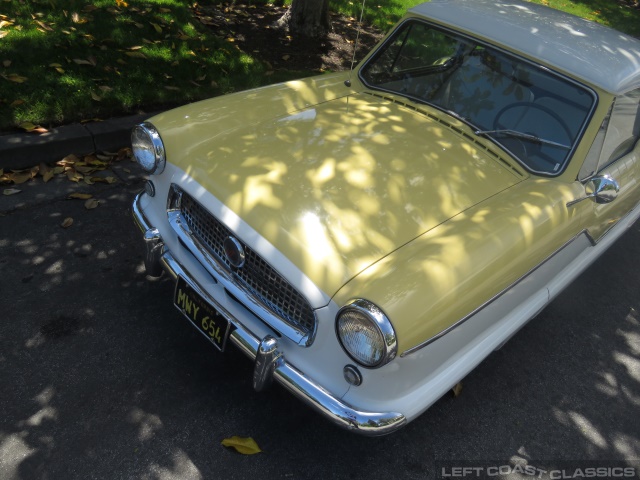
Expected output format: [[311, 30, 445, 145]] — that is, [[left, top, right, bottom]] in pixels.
[[567, 175, 620, 207]]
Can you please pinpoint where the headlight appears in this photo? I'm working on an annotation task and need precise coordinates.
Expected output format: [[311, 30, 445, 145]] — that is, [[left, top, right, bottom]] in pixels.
[[131, 122, 166, 174], [336, 299, 397, 368]]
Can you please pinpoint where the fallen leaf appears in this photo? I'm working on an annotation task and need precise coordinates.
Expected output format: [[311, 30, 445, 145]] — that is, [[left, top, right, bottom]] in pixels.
[[116, 0, 128, 7], [105, 176, 117, 184], [164, 86, 179, 91], [19, 122, 48, 134], [282, 54, 290, 61], [35, 19, 53, 31], [38, 162, 51, 176], [43, 170, 54, 182], [66, 170, 83, 182], [11, 171, 32, 184], [73, 58, 94, 65], [84, 198, 99, 209], [451, 382, 463, 398], [117, 147, 132, 160], [125, 51, 147, 59], [127, 45, 143, 50], [0, 32, 8, 40], [221, 436, 262, 455], [5, 73, 28, 83], [71, 13, 88, 24], [98, 85, 113, 93], [68, 193, 93, 200], [61, 217, 74, 228], [19, 122, 37, 131], [9, 99, 24, 107], [90, 91, 102, 101], [84, 177, 94, 185], [3, 188, 21, 196], [59, 154, 80, 165], [150, 22, 162, 33]]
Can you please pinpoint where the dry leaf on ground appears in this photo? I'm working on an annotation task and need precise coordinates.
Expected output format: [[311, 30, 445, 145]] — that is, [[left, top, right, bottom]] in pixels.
[[61, 217, 74, 228], [84, 198, 99, 209], [221, 436, 262, 455], [451, 382, 463, 398], [68, 193, 93, 200], [3, 188, 21, 196]]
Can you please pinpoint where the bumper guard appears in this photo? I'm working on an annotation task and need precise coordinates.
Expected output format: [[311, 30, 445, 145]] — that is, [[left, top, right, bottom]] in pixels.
[[132, 191, 407, 436]]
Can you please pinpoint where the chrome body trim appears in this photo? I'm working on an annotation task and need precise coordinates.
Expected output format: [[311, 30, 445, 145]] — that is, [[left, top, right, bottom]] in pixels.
[[167, 210, 316, 346], [167, 185, 317, 347], [336, 298, 398, 368], [253, 336, 281, 392], [401, 198, 640, 358], [132, 122, 166, 175], [401, 230, 591, 357], [132, 191, 407, 436], [357, 17, 598, 178]]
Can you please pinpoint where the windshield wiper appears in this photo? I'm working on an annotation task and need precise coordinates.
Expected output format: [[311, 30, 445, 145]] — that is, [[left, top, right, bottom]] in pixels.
[[475, 129, 571, 150]]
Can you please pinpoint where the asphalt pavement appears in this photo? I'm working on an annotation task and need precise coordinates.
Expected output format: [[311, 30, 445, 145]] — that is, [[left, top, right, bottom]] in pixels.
[[0, 131, 639, 479]]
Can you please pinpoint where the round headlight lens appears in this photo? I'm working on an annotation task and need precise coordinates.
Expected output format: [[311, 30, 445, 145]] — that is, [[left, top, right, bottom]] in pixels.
[[131, 122, 165, 174], [336, 299, 397, 368]]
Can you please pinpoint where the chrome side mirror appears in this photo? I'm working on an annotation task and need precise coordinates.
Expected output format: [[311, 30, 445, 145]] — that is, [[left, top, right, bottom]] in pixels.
[[567, 175, 619, 207]]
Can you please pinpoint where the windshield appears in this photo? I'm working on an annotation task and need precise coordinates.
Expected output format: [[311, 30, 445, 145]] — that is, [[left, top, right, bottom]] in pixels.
[[359, 20, 596, 175]]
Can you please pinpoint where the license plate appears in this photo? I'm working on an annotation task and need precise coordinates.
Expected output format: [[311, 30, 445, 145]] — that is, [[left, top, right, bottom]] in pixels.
[[174, 276, 230, 351]]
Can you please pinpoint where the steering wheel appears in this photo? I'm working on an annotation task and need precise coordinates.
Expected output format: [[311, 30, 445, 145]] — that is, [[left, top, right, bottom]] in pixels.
[[492, 102, 573, 169], [493, 101, 573, 144]]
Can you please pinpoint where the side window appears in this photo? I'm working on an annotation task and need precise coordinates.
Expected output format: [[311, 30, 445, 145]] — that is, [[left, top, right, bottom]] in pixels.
[[598, 89, 640, 170]]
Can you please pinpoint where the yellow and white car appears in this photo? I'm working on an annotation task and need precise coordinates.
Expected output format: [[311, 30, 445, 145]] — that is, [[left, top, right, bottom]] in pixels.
[[132, 0, 640, 435]]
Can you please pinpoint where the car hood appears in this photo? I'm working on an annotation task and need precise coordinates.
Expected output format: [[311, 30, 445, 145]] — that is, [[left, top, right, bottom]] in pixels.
[[154, 91, 525, 299]]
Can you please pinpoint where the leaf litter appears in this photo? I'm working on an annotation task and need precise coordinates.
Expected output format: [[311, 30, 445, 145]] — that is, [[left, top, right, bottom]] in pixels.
[[0, 148, 131, 186]]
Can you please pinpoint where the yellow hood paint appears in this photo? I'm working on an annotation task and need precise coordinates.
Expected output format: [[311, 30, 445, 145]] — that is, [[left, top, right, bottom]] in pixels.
[[152, 85, 524, 303]]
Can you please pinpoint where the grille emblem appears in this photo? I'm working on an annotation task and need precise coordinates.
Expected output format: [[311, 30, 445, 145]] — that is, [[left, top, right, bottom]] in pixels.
[[223, 236, 246, 268]]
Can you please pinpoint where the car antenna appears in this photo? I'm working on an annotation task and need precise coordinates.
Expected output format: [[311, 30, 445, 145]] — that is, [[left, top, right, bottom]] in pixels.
[[344, 0, 366, 88]]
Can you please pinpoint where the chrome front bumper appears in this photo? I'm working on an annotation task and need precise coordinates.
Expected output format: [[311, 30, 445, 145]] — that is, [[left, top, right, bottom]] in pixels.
[[132, 191, 407, 436]]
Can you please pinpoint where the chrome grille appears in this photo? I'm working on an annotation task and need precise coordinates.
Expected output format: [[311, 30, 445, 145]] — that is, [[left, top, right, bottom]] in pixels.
[[177, 189, 316, 336]]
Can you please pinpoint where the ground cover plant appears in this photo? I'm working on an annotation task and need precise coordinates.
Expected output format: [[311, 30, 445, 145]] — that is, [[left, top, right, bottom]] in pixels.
[[0, 0, 272, 131], [1, 0, 638, 132]]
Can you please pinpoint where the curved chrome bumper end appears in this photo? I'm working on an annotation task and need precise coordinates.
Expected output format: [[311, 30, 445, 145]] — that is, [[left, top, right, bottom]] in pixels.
[[132, 191, 407, 436]]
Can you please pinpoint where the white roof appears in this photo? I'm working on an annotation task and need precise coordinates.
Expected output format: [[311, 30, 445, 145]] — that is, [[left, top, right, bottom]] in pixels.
[[409, 0, 640, 94]]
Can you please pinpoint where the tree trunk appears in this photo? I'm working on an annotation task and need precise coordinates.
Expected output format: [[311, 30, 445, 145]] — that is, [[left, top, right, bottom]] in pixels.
[[277, 0, 332, 38]]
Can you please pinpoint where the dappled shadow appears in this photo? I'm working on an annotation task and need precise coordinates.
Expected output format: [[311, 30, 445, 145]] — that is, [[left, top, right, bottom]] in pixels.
[[194, 3, 384, 73], [1, 179, 637, 479]]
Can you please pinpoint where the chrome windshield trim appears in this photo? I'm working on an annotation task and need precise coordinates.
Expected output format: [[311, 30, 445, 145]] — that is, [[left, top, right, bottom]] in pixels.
[[358, 17, 598, 178]]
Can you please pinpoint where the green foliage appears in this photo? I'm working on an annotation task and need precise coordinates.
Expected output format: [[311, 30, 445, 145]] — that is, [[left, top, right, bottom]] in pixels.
[[1, 0, 638, 131], [0, 0, 271, 130]]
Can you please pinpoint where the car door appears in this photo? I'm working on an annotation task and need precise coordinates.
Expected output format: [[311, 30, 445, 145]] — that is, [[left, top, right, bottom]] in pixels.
[[580, 89, 640, 242]]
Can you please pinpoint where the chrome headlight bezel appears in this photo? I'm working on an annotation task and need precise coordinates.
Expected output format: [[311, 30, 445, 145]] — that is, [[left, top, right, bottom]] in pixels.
[[336, 299, 397, 369], [131, 122, 166, 175]]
